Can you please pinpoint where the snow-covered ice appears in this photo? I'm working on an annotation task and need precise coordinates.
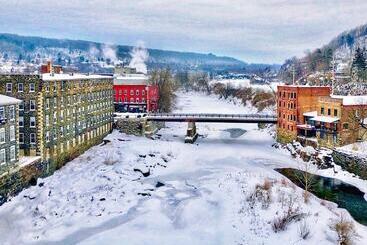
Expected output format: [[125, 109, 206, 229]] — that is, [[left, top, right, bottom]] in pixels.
[[0, 91, 366, 245]]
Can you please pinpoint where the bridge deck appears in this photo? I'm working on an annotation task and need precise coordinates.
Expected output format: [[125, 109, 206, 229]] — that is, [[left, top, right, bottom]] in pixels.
[[146, 113, 277, 123]]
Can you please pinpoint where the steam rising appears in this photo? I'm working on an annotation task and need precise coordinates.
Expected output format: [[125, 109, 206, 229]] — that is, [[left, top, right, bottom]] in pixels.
[[129, 41, 149, 74], [102, 44, 118, 63]]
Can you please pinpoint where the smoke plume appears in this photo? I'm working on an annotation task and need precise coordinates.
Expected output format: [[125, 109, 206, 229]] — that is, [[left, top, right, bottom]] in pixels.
[[129, 41, 149, 74]]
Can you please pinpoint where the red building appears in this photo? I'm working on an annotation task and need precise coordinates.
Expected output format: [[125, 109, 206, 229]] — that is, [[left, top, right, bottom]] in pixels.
[[40, 61, 63, 74], [113, 74, 159, 113]]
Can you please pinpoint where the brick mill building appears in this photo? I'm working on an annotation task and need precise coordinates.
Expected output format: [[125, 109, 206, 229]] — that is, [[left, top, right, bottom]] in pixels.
[[0, 71, 114, 175], [113, 73, 159, 113], [277, 85, 367, 147]]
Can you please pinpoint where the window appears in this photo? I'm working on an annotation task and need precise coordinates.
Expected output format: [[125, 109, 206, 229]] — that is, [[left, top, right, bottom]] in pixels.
[[321, 107, 324, 115], [30, 100, 36, 111], [130, 90, 134, 95], [124, 90, 127, 95], [130, 98, 134, 103], [46, 115, 49, 126], [136, 98, 139, 103], [6, 83, 12, 93], [46, 98, 50, 109], [142, 90, 145, 96], [119, 90, 122, 95], [0, 107, 3, 119], [46, 83, 50, 92], [19, 133, 24, 144], [0, 128, 5, 143], [334, 109, 338, 117], [19, 102, 24, 111], [30, 117, 36, 128], [10, 146, 15, 161], [343, 123, 349, 130], [30, 133, 36, 144], [9, 106, 15, 120], [54, 98, 57, 108], [9, 126, 15, 141], [19, 117, 24, 127], [136, 90, 139, 96], [327, 108, 331, 116], [46, 131, 50, 142], [18, 83, 24, 92], [0, 149, 5, 165], [29, 83, 35, 92]]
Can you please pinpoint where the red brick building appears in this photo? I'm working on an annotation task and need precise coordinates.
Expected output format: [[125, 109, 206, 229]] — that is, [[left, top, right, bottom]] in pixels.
[[277, 85, 331, 143], [113, 74, 159, 113], [40, 61, 63, 74]]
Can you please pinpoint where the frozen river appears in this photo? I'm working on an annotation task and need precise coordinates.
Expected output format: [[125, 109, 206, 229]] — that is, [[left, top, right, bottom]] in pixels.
[[0, 91, 366, 245]]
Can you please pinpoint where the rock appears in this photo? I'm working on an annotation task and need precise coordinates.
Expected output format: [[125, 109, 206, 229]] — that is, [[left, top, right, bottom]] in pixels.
[[133, 168, 150, 177], [156, 181, 165, 188]]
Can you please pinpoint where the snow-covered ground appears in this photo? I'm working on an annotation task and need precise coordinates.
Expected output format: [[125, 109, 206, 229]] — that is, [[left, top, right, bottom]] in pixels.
[[0, 91, 366, 245], [210, 79, 281, 92]]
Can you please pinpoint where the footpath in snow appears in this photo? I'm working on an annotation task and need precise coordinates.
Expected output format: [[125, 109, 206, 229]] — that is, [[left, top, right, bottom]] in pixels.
[[0, 91, 366, 245]]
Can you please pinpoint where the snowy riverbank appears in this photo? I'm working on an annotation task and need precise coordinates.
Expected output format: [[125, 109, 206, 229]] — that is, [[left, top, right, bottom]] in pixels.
[[0, 91, 366, 245]]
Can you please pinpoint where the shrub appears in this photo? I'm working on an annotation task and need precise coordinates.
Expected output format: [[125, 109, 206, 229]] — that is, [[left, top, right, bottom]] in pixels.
[[330, 215, 358, 245], [298, 219, 311, 240], [272, 211, 305, 233], [248, 179, 273, 209]]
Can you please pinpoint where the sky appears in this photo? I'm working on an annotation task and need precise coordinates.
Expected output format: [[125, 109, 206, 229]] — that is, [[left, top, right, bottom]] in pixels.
[[0, 0, 367, 64]]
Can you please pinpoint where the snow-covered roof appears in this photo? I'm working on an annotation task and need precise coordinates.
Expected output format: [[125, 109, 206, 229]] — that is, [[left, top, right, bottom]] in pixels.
[[310, 115, 340, 123], [331, 95, 367, 106], [114, 74, 149, 85], [41, 73, 113, 81], [303, 111, 317, 117], [0, 94, 22, 106]]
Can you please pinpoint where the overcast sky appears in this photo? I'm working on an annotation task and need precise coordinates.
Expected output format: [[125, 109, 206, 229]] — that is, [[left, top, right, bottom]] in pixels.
[[0, 0, 366, 64]]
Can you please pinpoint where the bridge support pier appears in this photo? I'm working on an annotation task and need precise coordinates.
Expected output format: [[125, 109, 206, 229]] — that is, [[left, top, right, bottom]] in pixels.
[[185, 121, 198, 144]]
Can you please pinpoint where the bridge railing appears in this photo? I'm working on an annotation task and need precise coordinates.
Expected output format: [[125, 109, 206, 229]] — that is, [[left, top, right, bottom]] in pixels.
[[147, 113, 276, 119]]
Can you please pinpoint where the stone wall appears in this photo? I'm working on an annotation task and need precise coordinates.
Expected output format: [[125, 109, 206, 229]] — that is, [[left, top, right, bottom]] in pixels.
[[114, 118, 165, 136], [332, 150, 367, 180], [0, 157, 43, 205]]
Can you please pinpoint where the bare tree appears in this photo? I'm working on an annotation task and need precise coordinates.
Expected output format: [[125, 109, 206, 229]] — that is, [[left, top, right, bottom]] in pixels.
[[294, 160, 317, 203], [150, 69, 177, 113]]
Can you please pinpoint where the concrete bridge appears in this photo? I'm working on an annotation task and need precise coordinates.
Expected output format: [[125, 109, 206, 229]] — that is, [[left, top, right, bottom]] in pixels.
[[146, 113, 277, 143]]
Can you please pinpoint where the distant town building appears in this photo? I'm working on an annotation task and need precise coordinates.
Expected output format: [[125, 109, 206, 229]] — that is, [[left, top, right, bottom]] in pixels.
[[277, 85, 367, 147], [40, 61, 63, 74], [113, 74, 159, 113], [0, 95, 21, 173], [0, 71, 114, 175]]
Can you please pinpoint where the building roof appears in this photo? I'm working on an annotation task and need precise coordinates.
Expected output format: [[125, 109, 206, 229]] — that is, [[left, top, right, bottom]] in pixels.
[[331, 95, 367, 106], [114, 74, 149, 85], [278, 85, 330, 88], [310, 115, 340, 123], [41, 73, 113, 81], [0, 94, 22, 106], [303, 111, 318, 117]]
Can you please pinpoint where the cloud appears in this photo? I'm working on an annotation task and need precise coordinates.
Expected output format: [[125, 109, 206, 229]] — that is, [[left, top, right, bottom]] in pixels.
[[0, 0, 366, 63]]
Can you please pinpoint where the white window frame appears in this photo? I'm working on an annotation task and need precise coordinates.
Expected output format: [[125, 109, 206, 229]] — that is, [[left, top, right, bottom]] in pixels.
[[0, 149, 5, 165], [19, 116, 24, 127], [10, 146, 15, 161], [0, 128, 5, 144], [30, 133, 36, 144], [19, 133, 24, 144], [18, 83, 24, 92], [30, 117, 36, 128], [6, 83, 12, 93], [30, 100, 36, 111], [9, 126, 15, 141]]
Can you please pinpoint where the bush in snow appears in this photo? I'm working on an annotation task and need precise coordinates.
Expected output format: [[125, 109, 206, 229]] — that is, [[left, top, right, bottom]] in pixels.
[[247, 179, 273, 209], [103, 150, 118, 165], [330, 215, 358, 245], [298, 219, 311, 240]]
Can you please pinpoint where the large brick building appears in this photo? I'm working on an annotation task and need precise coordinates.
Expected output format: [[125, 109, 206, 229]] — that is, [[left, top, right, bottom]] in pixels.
[[277, 85, 367, 147], [277, 85, 331, 142], [0, 73, 114, 175], [113, 74, 159, 113]]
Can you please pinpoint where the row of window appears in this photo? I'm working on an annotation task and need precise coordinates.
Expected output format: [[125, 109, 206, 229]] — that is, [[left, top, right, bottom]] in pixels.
[[0, 126, 16, 143], [19, 133, 36, 144], [320, 107, 338, 117], [0, 106, 16, 120], [44, 80, 111, 93], [116, 89, 146, 96], [117, 97, 146, 103], [44, 113, 110, 128], [278, 101, 296, 109], [0, 146, 16, 165], [5, 83, 35, 93], [278, 91, 297, 99]]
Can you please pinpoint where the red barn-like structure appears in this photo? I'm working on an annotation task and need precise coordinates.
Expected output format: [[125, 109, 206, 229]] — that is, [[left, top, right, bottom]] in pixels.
[[113, 74, 159, 113]]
